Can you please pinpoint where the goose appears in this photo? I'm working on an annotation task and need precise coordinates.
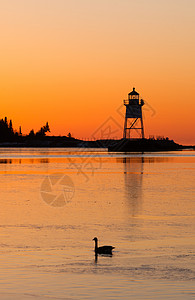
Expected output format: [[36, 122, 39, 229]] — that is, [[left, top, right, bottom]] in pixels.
[[93, 237, 115, 255]]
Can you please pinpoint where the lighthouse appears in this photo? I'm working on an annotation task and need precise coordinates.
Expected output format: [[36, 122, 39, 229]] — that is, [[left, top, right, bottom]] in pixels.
[[123, 87, 144, 139]]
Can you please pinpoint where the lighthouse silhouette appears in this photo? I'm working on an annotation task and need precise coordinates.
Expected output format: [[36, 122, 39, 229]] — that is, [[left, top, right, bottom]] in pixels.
[[123, 88, 144, 139]]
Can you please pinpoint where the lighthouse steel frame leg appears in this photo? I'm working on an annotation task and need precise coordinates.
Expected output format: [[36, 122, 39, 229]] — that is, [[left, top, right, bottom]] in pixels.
[[141, 117, 144, 139], [124, 117, 144, 139]]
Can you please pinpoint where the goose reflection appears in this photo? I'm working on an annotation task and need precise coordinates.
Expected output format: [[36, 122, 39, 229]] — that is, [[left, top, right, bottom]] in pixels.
[[94, 252, 113, 263]]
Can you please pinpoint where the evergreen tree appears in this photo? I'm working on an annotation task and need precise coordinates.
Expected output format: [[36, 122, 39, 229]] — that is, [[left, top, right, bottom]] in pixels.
[[28, 129, 35, 138], [35, 122, 50, 137], [9, 120, 13, 131], [0, 117, 15, 140]]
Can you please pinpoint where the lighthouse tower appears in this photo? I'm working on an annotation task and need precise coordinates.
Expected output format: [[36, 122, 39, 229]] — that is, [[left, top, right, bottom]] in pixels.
[[123, 87, 144, 139]]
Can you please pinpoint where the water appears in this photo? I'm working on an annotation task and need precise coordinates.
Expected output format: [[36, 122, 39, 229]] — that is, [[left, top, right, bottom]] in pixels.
[[0, 148, 194, 299]]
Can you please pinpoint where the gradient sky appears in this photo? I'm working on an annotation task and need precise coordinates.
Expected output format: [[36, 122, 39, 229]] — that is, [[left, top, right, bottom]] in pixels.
[[1, 0, 195, 144]]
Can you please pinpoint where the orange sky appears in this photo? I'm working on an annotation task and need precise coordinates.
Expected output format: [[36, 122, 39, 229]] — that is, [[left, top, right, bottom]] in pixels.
[[1, 0, 195, 144]]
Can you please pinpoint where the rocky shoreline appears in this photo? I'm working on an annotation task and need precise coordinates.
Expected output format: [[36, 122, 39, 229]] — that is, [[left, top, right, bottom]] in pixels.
[[0, 136, 194, 151]]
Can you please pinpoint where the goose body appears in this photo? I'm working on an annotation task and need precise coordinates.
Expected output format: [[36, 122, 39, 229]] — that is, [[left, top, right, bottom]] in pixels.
[[93, 237, 115, 255]]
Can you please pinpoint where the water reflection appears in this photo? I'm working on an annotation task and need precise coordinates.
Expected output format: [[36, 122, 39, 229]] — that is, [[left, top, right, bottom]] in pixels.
[[122, 157, 144, 216], [0, 158, 49, 164], [0, 159, 12, 164], [94, 253, 113, 264]]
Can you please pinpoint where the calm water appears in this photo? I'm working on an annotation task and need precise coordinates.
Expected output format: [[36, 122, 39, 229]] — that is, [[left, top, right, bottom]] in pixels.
[[0, 148, 194, 299]]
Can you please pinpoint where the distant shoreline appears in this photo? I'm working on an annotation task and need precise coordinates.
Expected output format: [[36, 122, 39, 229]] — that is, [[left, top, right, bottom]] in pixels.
[[0, 137, 194, 151]]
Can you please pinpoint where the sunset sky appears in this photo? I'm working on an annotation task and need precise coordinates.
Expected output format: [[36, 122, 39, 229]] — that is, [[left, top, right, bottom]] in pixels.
[[1, 0, 195, 144]]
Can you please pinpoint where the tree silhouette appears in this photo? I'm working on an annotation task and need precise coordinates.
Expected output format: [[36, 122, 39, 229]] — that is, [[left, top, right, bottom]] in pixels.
[[27, 122, 50, 139], [9, 120, 13, 131], [0, 117, 52, 142], [0, 117, 17, 141], [35, 122, 50, 138], [28, 129, 35, 138]]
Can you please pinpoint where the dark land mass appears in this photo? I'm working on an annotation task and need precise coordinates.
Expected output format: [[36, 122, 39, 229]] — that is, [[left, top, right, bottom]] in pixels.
[[0, 135, 194, 152], [0, 116, 194, 151], [107, 138, 195, 152]]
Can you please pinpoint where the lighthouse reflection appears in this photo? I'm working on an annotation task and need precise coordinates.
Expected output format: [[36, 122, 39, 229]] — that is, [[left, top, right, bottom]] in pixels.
[[122, 156, 144, 216]]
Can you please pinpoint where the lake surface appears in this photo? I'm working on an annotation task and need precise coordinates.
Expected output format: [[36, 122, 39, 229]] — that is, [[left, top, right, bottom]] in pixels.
[[0, 148, 194, 299]]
